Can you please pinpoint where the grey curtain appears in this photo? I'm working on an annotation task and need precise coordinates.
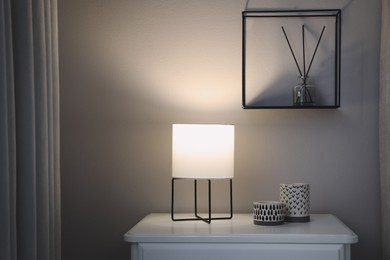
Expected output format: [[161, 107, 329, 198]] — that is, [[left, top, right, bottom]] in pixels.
[[380, 0, 390, 259], [0, 0, 61, 260]]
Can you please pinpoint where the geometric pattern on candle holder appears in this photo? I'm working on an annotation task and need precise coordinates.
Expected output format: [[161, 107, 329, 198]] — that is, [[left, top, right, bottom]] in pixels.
[[280, 183, 310, 217], [253, 201, 284, 223]]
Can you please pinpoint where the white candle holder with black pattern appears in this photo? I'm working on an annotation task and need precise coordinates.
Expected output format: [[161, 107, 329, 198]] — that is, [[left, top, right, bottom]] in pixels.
[[253, 201, 285, 225], [280, 183, 310, 222]]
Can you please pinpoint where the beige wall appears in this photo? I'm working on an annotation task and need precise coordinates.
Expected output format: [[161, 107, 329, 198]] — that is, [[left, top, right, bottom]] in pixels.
[[58, 0, 382, 259]]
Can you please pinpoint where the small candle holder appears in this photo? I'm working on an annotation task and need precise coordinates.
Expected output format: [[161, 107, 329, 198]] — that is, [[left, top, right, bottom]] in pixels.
[[253, 201, 285, 226], [280, 183, 310, 223]]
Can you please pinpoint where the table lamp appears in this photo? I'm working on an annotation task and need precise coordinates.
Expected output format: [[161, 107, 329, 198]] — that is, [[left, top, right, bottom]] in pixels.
[[171, 124, 235, 223]]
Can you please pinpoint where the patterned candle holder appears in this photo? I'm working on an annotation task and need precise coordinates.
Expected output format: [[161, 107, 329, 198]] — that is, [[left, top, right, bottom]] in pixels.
[[253, 201, 284, 225], [280, 183, 310, 222]]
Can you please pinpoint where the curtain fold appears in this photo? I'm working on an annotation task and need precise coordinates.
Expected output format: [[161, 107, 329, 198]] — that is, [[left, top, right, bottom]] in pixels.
[[0, 0, 17, 259], [380, 0, 390, 259], [0, 0, 61, 259]]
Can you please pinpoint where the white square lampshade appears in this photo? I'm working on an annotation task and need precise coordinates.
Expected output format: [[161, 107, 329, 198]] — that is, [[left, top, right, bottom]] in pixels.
[[172, 124, 234, 179]]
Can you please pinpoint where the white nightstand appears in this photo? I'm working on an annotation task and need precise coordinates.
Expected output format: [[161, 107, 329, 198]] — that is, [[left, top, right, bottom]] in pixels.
[[124, 214, 358, 260]]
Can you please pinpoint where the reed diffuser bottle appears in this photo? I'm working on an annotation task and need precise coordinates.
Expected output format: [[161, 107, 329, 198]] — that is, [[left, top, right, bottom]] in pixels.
[[293, 76, 315, 106], [282, 24, 325, 107]]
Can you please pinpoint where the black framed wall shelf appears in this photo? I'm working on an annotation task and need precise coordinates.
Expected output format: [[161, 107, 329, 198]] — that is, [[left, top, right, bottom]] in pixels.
[[242, 9, 341, 109]]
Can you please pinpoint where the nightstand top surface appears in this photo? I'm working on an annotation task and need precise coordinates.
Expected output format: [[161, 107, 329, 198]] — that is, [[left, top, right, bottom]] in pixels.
[[124, 213, 358, 244]]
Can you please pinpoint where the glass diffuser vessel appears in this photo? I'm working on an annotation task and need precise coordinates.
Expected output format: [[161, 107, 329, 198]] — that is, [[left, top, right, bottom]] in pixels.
[[293, 76, 315, 106]]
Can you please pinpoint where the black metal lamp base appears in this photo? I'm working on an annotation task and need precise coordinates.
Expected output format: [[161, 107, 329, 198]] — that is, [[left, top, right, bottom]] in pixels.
[[171, 178, 233, 224]]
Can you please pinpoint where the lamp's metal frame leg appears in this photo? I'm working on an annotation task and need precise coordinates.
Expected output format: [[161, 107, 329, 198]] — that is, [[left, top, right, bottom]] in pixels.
[[171, 178, 233, 224]]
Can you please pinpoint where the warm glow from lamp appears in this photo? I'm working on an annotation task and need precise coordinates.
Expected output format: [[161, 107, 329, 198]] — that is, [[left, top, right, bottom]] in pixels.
[[172, 124, 234, 179]]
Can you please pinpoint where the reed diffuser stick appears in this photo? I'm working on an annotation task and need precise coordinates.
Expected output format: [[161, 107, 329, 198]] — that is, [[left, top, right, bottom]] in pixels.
[[281, 26, 303, 77], [306, 26, 326, 77], [302, 25, 306, 80]]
